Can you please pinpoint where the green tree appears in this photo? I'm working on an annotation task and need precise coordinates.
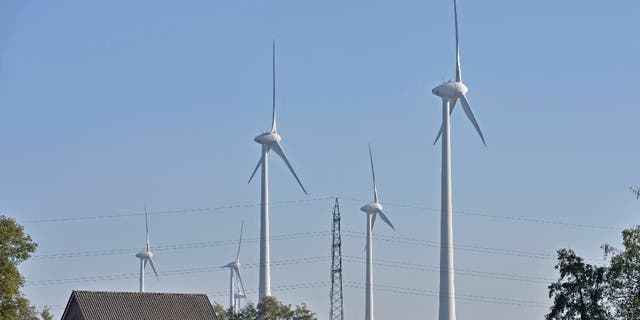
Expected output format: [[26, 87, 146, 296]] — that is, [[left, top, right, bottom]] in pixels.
[[215, 297, 316, 320], [0, 215, 38, 320], [547, 225, 640, 319], [39, 307, 53, 320], [607, 226, 640, 319], [257, 296, 292, 319], [213, 303, 227, 320], [546, 249, 610, 320], [15, 296, 38, 320], [290, 303, 315, 320]]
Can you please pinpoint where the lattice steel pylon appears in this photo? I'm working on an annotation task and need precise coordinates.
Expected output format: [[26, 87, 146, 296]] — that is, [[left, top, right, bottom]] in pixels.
[[329, 198, 344, 320]]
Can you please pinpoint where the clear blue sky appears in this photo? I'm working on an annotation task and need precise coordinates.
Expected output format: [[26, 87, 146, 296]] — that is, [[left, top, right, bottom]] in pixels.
[[2, 0, 639, 319]]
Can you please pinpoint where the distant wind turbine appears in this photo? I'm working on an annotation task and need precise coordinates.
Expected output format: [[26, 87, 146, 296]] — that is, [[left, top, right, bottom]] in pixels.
[[360, 145, 395, 320], [135, 208, 159, 293], [248, 41, 308, 301], [221, 221, 248, 313], [431, 1, 486, 319]]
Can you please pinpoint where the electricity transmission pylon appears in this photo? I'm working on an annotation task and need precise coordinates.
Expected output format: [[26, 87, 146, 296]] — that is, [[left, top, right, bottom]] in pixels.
[[329, 198, 344, 320]]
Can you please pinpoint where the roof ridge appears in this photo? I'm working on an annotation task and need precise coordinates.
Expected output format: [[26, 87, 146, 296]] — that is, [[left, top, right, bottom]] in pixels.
[[73, 290, 208, 296]]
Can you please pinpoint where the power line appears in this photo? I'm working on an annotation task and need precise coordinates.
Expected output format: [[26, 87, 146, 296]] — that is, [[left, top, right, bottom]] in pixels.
[[21, 197, 335, 223], [209, 280, 549, 308], [26, 253, 553, 289], [32, 231, 330, 260], [342, 230, 558, 260], [207, 281, 332, 298], [342, 256, 553, 284], [31, 228, 596, 263], [343, 281, 547, 308], [26, 256, 329, 287], [39, 281, 548, 312], [18, 196, 623, 232], [39, 281, 334, 311], [339, 196, 623, 231], [30, 230, 558, 262], [207, 279, 549, 309], [41, 280, 548, 311]]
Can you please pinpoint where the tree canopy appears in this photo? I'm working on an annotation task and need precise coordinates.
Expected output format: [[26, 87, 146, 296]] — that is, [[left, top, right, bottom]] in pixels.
[[547, 225, 640, 319], [214, 296, 316, 320], [546, 249, 609, 319], [607, 227, 640, 319], [0, 214, 39, 320], [0, 214, 53, 320]]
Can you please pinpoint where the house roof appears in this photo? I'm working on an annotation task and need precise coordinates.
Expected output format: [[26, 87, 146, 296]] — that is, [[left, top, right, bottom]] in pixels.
[[62, 290, 219, 320]]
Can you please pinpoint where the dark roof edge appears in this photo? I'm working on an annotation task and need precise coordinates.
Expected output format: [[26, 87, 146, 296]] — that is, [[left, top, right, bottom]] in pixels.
[[59, 291, 75, 320], [60, 291, 86, 320], [203, 295, 220, 320]]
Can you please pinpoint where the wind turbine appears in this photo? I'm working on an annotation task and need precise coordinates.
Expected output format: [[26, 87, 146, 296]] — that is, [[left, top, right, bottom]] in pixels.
[[431, 1, 486, 319], [248, 41, 308, 301], [135, 208, 159, 293], [221, 221, 248, 313], [360, 145, 395, 320]]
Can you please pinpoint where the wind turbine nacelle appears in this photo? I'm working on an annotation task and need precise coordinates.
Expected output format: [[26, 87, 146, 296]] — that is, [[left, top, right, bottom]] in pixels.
[[136, 251, 153, 259], [360, 202, 382, 214], [254, 132, 281, 145], [432, 81, 468, 100]]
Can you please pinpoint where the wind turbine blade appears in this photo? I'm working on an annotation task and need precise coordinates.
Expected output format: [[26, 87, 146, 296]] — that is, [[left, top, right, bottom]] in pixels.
[[432, 99, 457, 145], [248, 154, 264, 184], [458, 94, 486, 146], [235, 220, 244, 262], [145, 208, 150, 251], [271, 141, 308, 194], [376, 209, 396, 231], [234, 267, 248, 299], [371, 213, 377, 230], [148, 257, 159, 280], [271, 40, 277, 132], [368, 144, 378, 203], [433, 125, 443, 146], [454, 0, 462, 82]]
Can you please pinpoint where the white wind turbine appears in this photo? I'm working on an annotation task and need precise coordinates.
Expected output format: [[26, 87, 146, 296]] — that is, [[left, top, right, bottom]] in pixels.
[[431, 1, 486, 319], [248, 41, 307, 301], [135, 208, 159, 293], [221, 221, 248, 313], [360, 145, 395, 320]]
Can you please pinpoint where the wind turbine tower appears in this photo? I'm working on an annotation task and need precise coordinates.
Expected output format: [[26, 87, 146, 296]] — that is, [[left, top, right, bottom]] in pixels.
[[431, 0, 486, 319], [135, 208, 159, 293], [248, 41, 308, 301], [360, 145, 395, 320]]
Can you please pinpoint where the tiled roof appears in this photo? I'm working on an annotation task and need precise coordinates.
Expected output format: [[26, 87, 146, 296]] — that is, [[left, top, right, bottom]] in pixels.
[[64, 290, 218, 320]]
